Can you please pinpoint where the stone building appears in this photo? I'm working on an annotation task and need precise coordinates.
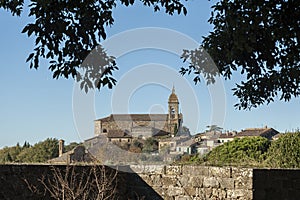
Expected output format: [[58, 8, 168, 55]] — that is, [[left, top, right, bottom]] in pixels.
[[235, 127, 279, 140], [94, 87, 183, 139]]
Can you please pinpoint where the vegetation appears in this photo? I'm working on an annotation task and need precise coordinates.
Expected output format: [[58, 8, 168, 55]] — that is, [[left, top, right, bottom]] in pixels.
[[25, 165, 118, 200], [183, 131, 300, 168], [265, 132, 300, 168], [0, 0, 187, 92], [113, 138, 158, 153], [206, 125, 223, 132], [181, 0, 300, 109], [142, 137, 158, 153], [1, 1, 299, 108], [0, 138, 80, 163], [204, 137, 270, 167]]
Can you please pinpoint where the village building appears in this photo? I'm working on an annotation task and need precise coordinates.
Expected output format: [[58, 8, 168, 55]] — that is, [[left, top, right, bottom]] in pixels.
[[158, 136, 190, 153], [218, 131, 237, 143], [49, 140, 92, 164], [235, 127, 279, 140], [107, 130, 133, 143], [94, 87, 183, 139], [175, 139, 197, 155]]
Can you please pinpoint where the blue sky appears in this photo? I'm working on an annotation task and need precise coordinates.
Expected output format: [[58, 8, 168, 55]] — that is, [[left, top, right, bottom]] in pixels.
[[0, 1, 299, 148]]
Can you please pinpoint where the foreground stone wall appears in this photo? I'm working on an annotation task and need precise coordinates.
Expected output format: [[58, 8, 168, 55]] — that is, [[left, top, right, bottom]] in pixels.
[[129, 165, 253, 200], [0, 164, 300, 200]]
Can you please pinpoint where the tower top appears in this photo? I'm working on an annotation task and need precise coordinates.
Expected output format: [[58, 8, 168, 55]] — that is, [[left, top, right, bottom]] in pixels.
[[169, 86, 179, 102]]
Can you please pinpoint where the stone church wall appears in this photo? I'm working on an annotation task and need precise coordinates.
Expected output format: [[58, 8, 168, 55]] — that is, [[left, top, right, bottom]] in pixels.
[[94, 120, 170, 136]]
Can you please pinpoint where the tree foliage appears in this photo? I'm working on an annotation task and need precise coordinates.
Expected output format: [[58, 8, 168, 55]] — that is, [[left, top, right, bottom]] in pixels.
[[2, 0, 299, 108], [16, 138, 59, 162], [0, 0, 187, 92], [0, 138, 77, 163], [181, 0, 300, 109], [206, 125, 223, 132], [142, 137, 158, 153], [205, 137, 270, 166], [265, 132, 300, 168]]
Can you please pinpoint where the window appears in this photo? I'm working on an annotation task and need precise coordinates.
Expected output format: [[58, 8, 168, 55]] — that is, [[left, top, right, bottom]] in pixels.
[[103, 129, 107, 133], [171, 107, 175, 118]]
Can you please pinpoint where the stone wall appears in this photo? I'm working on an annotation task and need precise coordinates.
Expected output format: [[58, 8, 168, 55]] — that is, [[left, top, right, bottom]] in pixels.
[[129, 165, 253, 200], [0, 164, 300, 200], [94, 119, 170, 136]]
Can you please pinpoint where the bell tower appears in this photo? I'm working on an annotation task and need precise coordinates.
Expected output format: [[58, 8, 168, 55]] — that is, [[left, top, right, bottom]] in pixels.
[[168, 86, 180, 136]]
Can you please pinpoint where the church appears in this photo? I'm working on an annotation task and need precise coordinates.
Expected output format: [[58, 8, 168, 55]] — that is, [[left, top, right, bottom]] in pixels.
[[94, 87, 183, 139]]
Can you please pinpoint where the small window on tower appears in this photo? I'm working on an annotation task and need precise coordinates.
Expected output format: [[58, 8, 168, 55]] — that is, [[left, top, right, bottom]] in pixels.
[[171, 107, 175, 118], [103, 129, 107, 133]]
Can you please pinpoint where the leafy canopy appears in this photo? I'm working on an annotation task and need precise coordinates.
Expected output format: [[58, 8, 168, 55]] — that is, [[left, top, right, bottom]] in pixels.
[[1, 0, 299, 109], [0, 0, 187, 92], [181, 0, 300, 109], [0, 138, 79, 163]]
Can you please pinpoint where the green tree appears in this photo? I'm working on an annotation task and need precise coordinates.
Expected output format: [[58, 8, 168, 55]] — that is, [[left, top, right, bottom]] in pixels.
[[17, 138, 59, 163], [0, 0, 187, 92], [2, 0, 299, 109], [181, 0, 300, 109], [265, 132, 300, 168], [3, 152, 12, 163], [142, 137, 158, 153], [22, 141, 31, 149], [206, 125, 223, 132], [205, 137, 270, 166]]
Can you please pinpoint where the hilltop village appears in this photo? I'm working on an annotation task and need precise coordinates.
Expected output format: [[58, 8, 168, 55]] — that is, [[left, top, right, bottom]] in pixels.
[[50, 87, 280, 164]]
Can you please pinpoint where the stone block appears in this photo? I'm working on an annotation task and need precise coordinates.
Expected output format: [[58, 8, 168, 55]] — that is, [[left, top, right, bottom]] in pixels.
[[231, 167, 253, 178], [150, 174, 162, 186], [183, 187, 197, 196], [162, 175, 178, 187], [129, 164, 165, 174], [203, 177, 219, 188], [167, 186, 184, 196], [182, 165, 209, 176], [197, 188, 207, 199], [211, 188, 226, 199], [166, 165, 182, 175], [175, 195, 191, 200], [227, 189, 247, 198], [218, 177, 234, 189], [190, 176, 203, 187], [209, 166, 232, 178], [178, 175, 190, 187], [234, 176, 252, 189]]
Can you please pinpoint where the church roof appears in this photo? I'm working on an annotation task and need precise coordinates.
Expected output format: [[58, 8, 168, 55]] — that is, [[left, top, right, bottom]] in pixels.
[[96, 114, 169, 122]]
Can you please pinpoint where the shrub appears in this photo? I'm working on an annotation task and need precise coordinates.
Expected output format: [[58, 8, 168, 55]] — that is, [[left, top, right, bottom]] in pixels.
[[265, 132, 300, 168], [205, 137, 270, 166]]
